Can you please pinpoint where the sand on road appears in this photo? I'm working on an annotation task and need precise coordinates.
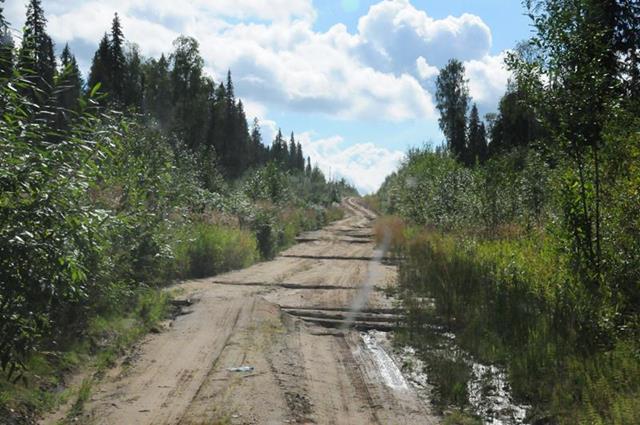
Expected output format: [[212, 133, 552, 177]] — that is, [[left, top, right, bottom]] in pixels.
[[43, 198, 438, 425]]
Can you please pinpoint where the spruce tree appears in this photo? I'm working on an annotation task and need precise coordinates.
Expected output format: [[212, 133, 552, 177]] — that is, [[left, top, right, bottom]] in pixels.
[[250, 117, 263, 165], [225, 69, 234, 101], [211, 82, 227, 158], [170, 36, 207, 150], [123, 43, 143, 108], [57, 43, 83, 111], [281, 132, 289, 165], [488, 81, 541, 155], [467, 104, 487, 165], [288, 133, 297, 170], [110, 13, 126, 104], [19, 0, 56, 94], [142, 54, 172, 124], [222, 70, 236, 166], [478, 122, 487, 163], [0, 0, 13, 79], [296, 142, 304, 171], [272, 129, 284, 163], [233, 99, 249, 175], [306, 156, 312, 175], [88, 33, 111, 96]]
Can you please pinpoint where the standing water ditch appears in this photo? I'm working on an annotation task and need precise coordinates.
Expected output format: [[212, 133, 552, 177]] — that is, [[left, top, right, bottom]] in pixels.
[[353, 229, 530, 424], [361, 326, 529, 424]]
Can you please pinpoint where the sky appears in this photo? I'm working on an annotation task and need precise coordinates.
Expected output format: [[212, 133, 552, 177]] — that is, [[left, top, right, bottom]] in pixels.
[[5, 0, 534, 194]]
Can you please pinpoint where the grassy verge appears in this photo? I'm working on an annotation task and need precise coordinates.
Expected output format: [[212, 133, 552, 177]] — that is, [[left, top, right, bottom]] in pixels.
[[381, 217, 640, 424], [0, 288, 171, 424], [172, 222, 260, 279]]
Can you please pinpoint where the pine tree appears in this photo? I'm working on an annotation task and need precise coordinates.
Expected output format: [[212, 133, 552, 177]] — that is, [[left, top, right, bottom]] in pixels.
[[0, 0, 14, 79], [88, 33, 111, 96], [435, 59, 469, 163], [110, 13, 126, 104], [305, 156, 312, 176], [19, 0, 56, 94]]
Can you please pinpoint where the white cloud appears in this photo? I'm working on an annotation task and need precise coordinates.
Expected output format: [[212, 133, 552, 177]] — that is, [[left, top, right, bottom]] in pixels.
[[416, 56, 439, 80], [355, 0, 492, 71], [8, 0, 507, 123], [465, 52, 511, 111], [297, 133, 405, 194], [6, 0, 512, 191]]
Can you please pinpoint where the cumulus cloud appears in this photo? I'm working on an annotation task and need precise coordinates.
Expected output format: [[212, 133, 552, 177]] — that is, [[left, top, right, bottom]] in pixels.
[[355, 0, 492, 71], [7, 0, 507, 123], [465, 53, 511, 111], [297, 133, 405, 195], [6, 0, 512, 191], [416, 56, 439, 80]]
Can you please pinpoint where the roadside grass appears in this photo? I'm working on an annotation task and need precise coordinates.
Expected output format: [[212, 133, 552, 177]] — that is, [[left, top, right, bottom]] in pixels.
[[0, 288, 171, 422], [325, 204, 345, 223], [443, 410, 482, 425], [67, 378, 93, 420], [391, 218, 640, 424], [172, 222, 260, 279], [373, 215, 406, 251]]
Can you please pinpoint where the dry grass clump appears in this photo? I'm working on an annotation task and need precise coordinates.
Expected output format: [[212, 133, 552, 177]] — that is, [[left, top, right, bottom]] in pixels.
[[373, 216, 406, 251]]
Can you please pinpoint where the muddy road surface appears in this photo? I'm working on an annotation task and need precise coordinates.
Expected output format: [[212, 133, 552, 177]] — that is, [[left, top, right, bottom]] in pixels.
[[46, 198, 438, 425]]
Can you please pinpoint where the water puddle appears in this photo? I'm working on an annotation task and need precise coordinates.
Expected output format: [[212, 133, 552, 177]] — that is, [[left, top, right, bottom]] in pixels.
[[361, 330, 529, 425], [468, 363, 528, 424], [360, 332, 408, 390]]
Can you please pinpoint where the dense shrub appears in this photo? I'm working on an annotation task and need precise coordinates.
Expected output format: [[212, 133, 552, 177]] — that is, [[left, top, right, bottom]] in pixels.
[[0, 77, 111, 377]]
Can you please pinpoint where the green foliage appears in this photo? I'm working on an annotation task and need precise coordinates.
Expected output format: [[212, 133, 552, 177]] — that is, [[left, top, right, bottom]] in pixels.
[[0, 74, 111, 377], [378, 146, 551, 231], [395, 228, 640, 424], [0, 6, 356, 421], [383, 6, 640, 417], [436, 59, 469, 163], [172, 222, 258, 279]]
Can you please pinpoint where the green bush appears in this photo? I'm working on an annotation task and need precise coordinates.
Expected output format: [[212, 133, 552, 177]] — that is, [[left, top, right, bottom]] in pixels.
[[0, 76, 111, 377]]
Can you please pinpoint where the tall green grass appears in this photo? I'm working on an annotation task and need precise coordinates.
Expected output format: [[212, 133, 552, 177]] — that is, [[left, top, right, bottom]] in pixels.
[[393, 225, 640, 424], [172, 222, 259, 279]]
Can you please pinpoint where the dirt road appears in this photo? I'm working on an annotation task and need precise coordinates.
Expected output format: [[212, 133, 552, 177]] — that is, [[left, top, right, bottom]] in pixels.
[[49, 198, 438, 425]]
